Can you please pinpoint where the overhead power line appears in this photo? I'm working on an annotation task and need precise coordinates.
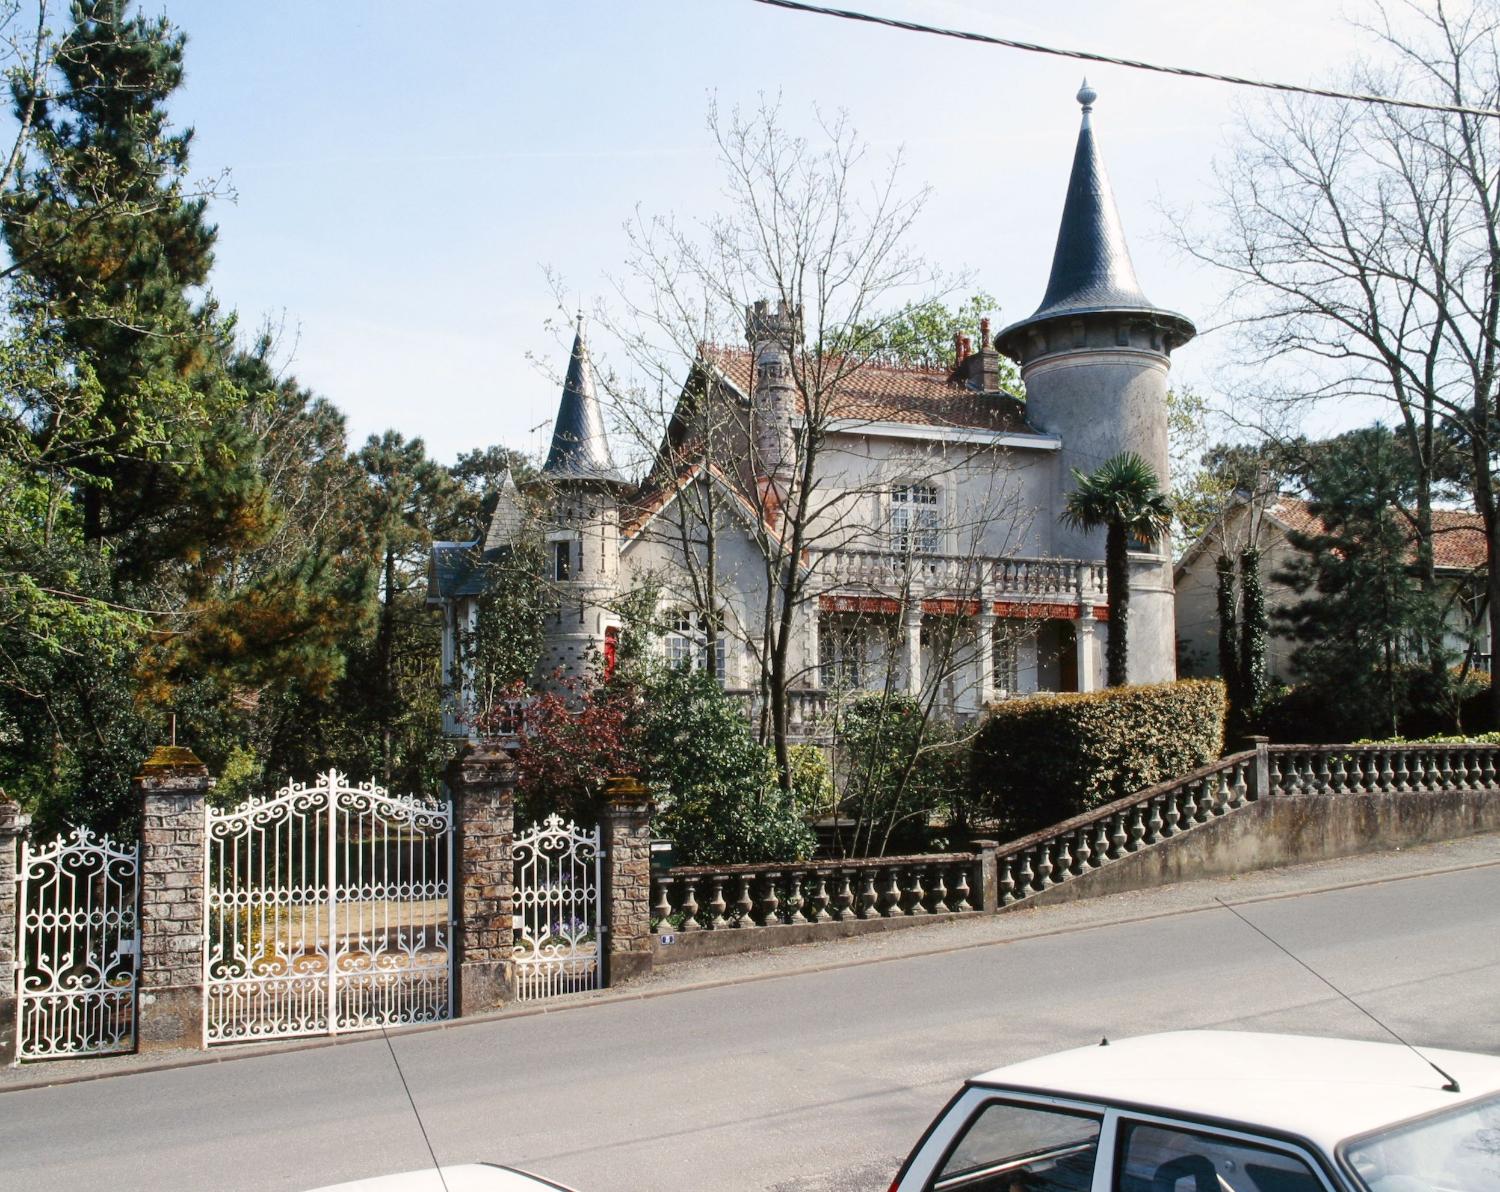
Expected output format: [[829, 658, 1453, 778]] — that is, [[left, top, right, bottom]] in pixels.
[[750, 0, 1500, 119]]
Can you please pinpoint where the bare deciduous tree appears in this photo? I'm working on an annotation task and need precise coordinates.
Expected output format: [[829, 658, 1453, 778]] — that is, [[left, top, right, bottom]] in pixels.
[[1179, 0, 1500, 722]]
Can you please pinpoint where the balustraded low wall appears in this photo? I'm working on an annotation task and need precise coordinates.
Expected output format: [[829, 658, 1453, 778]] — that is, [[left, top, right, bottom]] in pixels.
[[993, 741, 1500, 909], [650, 853, 988, 963], [648, 741, 1500, 962]]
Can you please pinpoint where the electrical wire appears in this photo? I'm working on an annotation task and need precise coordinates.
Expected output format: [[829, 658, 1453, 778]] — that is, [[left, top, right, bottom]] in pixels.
[[749, 0, 1500, 119]]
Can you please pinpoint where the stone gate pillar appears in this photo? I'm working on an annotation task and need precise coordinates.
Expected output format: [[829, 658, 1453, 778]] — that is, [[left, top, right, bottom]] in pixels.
[[0, 797, 30, 1065], [135, 745, 212, 1051], [600, 776, 654, 986], [447, 741, 517, 1014]]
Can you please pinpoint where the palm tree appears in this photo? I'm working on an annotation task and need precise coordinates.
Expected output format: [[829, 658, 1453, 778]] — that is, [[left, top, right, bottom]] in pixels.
[[1061, 453, 1173, 687]]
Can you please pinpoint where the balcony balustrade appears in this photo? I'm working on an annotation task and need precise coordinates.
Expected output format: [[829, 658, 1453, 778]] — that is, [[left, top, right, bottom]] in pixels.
[[811, 549, 1106, 602]]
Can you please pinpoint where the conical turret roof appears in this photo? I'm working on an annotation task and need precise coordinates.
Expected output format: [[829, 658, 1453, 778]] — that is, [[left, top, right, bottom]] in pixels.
[[540, 320, 625, 485], [482, 467, 524, 552], [997, 82, 1193, 354]]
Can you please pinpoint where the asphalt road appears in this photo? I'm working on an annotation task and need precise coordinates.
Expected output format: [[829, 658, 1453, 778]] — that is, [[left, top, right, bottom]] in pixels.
[[5, 862, 1498, 1192]]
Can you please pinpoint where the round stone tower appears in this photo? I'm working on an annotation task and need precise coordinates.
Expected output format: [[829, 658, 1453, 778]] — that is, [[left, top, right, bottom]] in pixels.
[[996, 82, 1195, 685], [535, 318, 625, 687]]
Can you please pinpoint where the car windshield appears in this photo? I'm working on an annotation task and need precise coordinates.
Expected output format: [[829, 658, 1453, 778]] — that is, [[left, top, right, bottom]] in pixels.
[[1342, 1092, 1500, 1191]]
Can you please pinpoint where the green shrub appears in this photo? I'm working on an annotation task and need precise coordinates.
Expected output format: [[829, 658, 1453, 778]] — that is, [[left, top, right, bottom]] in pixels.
[[833, 694, 969, 856], [1258, 665, 1493, 744], [641, 667, 815, 865], [971, 680, 1226, 836]]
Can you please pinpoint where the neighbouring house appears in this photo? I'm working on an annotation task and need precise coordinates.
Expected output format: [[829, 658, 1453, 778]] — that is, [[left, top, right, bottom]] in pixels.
[[1175, 494, 1491, 684], [431, 84, 1197, 738]]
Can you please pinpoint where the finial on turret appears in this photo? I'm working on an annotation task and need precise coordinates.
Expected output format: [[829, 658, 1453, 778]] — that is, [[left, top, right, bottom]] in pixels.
[[1077, 78, 1097, 111]]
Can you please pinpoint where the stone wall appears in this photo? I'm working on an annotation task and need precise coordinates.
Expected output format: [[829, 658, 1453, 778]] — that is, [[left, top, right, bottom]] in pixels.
[[135, 746, 211, 1051]]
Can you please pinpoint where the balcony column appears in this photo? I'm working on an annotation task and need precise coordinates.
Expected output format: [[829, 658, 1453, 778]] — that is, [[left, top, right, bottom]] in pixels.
[[904, 600, 923, 696], [976, 608, 996, 707], [1017, 628, 1039, 695], [1076, 608, 1101, 692], [807, 601, 822, 690]]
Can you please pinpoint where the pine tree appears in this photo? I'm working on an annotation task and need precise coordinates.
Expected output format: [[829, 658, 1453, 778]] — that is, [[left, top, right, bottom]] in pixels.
[[1275, 426, 1444, 737], [2, 0, 259, 579]]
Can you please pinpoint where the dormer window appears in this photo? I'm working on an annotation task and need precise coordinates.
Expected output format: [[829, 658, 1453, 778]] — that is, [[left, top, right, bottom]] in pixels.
[[891, 484, 940, 554]]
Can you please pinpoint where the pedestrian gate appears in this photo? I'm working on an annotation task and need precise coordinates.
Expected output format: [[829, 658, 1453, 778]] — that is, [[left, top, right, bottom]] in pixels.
[[204, 772, 452, 1044], [512, 814, 601, 999], [15, 827, 139, 1061]]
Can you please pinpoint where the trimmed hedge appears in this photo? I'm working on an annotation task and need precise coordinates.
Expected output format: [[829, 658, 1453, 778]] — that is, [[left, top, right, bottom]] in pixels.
[[970, 680, 1227, 836]]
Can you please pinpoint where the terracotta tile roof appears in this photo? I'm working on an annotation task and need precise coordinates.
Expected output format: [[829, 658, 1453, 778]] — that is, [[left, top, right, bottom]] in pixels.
[[701, 345, 1034, 435], [1270, 496, 1486, 572]]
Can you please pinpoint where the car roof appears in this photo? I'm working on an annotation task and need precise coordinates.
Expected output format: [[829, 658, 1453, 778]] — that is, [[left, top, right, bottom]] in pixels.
[[971, 1031, 1500, 1149], [303, 1164, 573, 1192]]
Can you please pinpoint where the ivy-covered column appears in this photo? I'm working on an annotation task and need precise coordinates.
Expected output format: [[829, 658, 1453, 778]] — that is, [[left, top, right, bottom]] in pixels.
[[600, 776, 654, 986], [0, 797, 30, 1065], [447, 741, 517, 1013]]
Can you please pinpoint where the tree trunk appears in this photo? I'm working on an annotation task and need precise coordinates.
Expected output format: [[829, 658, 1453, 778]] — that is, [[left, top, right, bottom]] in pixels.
[[1106, 521, 1128, 686]]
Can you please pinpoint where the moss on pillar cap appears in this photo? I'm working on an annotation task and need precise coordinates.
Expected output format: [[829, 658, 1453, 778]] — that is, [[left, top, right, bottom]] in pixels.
[[135, 744, 210, 778], [604, 775, 651, 806]]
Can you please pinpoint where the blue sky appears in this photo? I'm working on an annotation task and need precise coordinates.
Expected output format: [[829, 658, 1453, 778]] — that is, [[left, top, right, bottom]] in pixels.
[[150, 0, 1362, 463]]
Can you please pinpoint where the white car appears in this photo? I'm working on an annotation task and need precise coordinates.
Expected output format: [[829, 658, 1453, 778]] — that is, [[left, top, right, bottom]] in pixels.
[[304, 1165, 574, 1191], [890, 1031, 1500, 1191]]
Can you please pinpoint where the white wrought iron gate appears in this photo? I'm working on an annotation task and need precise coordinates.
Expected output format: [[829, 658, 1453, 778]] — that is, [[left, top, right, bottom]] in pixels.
[[512, 814, 601, 999], [204, 772, 452, 1044], [15, 827, 139, 1061]]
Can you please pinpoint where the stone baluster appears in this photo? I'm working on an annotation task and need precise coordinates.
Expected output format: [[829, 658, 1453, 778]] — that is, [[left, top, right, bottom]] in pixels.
[[880, 868, 904, 917], [858, 869, 879, 918], [1330, 753, 1348, 794], [1073, 826, 1092, 871], [705, 876, 729, 929], [907, 866, 930, 915], [1378, 750, 1395, 793], [1108, 812, 1128, 859], [831, 870, 854, 922], [1035, 844, 1055, 890], [1179, 785, 1198, 827], [678, 876, 701, 931], [808, 871, 832, 923], [1128, 805, 1147, 851], [999, 857, 1018, 905], [1483, 751, 1497, 789], [757, 872, 781, 926], [929, 868, 948, 913], [1393, 750, 1410, 793], [784, 871, 808, 924], [1052, 836, 1073, 882], [951, 866, 973, 912], [1145, 798, 1165, 845], [651, 879, 672, 930], [1014, 853, 1035, 900], [1091, 820, 1110, 867], [731, 875, 755, 927]]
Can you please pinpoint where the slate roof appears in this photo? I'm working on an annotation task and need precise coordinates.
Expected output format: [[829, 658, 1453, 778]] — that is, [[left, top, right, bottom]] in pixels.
[[997, 83, 1194, 355], [427, 540, 515, 601], [541, 322, 625, 485], [1270, 496, 1486, 572], [701, 345, 1033, 435]]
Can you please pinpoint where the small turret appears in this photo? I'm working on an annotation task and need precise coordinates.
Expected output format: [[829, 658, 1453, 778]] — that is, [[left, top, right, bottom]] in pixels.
[[745, 297, 802, 504], [996, 83, 1196, 685], [536, 318, 625, 687]]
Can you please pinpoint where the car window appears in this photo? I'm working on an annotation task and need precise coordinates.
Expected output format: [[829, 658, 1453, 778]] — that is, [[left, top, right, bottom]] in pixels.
[[1341, 1090, 1500, 1191], [1115, 1121, 1324, 1192], [930, 1100, 1101, 1191]]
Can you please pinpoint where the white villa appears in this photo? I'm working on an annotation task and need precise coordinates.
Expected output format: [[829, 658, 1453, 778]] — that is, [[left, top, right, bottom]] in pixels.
[[431, 85, 1197, 737]]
